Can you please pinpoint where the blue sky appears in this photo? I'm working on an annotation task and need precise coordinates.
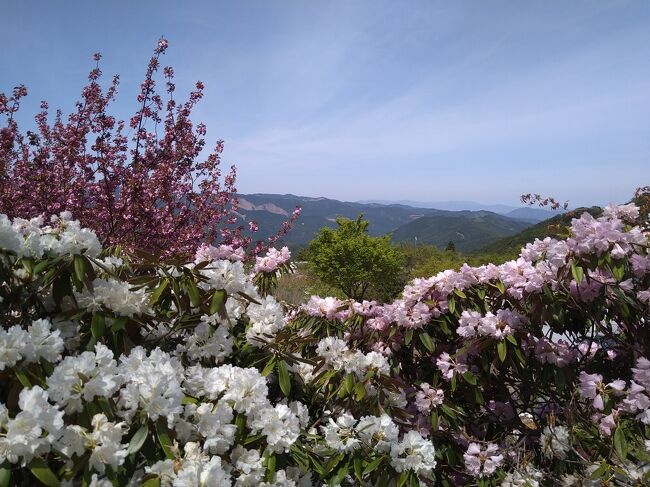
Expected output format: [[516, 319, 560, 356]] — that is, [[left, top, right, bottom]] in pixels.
[[2, 1, 649, 207]]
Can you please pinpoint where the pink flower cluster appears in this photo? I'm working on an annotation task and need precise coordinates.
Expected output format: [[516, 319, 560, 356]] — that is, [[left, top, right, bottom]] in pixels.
[[194, 243, 246, 263], [298, 206, 648, 336], [457, 309, 527, 339], [579, 357, 650, 435], [253, 246, 291, 274]]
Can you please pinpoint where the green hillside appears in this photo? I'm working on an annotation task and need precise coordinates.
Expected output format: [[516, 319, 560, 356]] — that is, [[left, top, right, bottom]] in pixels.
[[390, 211, 531, 252], [232, 194, 539, 251], [472, 206, 603, 259]]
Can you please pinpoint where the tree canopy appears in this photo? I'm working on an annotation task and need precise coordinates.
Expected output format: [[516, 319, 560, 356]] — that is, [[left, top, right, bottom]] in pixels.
[[307, 214, 404, 300]]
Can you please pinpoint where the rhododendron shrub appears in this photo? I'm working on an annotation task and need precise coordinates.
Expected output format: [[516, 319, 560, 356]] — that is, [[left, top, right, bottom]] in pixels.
[[0, 200, 649, 486], [0, 41, 299, 258], [292, 201, 650, 485]]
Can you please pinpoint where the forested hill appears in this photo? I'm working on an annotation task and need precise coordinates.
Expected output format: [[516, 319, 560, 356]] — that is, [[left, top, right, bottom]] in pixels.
[[234, 193, 542, 250], [473, 207, 603, 258], [389, 212, 531, 252]]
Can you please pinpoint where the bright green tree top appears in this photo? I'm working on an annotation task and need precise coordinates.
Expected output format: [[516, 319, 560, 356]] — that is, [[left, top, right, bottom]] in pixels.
[[307, 214, 404, 301]]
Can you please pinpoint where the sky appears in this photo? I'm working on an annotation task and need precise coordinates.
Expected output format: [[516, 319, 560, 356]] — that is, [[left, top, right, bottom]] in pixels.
[[2, 0, 649, 207]]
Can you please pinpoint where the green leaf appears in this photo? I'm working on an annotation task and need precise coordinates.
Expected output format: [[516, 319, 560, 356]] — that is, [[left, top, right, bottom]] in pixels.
[[73, 254, 86, 284], [362, 456, 384, 475], [614, 426, 627, 459], [453, 289, 467, 299], [14, 367, 32, 388], [111, 316, 128, 332], [141, 479, 161, 487], [331, 463, 350, 485], [377, 473, 391, 487], [353, 457, 363, 483], [611, 261, 626, 281], [506, 334, 518, 345], [570, 259, 584, 284], [186, 280, 201, 307], [404, 328, 413, 345], [354, 382, 367, 401], [182, 395, 198, 405], [261, 358, 276, 377], [209, 289, 227, 316], [447, 297, 456, 314], [155, 421, 174, 459], [441, 404, 457, 419], [462, 371, 477, 385], [149, 280, 169, 305], [33, 259, 51, 275], [277, 360, 291, 396], [495, 280, 505, 294], [128, 423, 149, 455], [397, 471, 410, 487], [497, 341, 507, 362], [0, 468, 11, 487], [589, 462, 609, 479], [91, 314, 106, 340], [431, 410, 439, 432], [418, 331, 435, 352], [265, 452, 276, 481], [28, 458, 60, 487]]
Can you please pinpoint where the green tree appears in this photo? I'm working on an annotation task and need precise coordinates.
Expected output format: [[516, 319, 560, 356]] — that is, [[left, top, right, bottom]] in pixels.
[[307, 214, 404, 300]]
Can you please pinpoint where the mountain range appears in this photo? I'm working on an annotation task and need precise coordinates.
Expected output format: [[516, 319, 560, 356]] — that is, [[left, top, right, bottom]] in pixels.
[[358, 199, 561, 223], [233, 194, 562, 252]]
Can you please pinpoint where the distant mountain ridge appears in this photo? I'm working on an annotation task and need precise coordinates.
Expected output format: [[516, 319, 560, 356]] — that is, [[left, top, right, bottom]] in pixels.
[[233, 193, 536, 251], [358, 199, 561, 223]]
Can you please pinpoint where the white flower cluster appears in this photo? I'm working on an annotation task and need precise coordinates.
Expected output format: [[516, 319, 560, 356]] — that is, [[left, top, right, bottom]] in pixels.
[[58, 413, 128, 474], [0, 318, 63, 370], [245, 295, 287, 346], [315, 337, 390, 378], [76, 278, 152, 317], [198, 260, 258, 297], [177, 318, 233, 362], [183, 364, 308, 454], [320, 412, 436, 476], [540, 425, 571, 460], [0, 212, 101, 258], [0, 387, 64, 465], [146, 443, 312, 487], [2, 339, 309, 480]]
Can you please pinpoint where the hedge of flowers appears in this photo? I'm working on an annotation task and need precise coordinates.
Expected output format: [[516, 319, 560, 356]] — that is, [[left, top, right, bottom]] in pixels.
[[0, 202, 648, 486]]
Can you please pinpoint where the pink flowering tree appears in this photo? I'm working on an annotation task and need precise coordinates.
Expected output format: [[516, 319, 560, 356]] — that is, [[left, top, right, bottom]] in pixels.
[[0, 40, 299, 258]]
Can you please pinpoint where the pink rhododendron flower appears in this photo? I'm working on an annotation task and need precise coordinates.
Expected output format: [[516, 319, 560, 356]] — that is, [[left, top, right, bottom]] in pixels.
[[464, 442, 503, 477], [436, 352, 468, 381], [415, 383, 444, 413]]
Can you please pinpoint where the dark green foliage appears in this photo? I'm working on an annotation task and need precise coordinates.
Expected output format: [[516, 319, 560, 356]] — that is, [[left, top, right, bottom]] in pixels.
[[390, 211, 530, 252]]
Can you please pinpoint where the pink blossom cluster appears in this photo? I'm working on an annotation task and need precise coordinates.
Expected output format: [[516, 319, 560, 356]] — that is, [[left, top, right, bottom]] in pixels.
[[253, 246, 291, 274], [578, 357, 650, 435], [194, 243, 246, 263], [297, 206, 648, 334], [0, 41, 299, 258], [456, 309, 527, 339], [415, 383, 444, 413]]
